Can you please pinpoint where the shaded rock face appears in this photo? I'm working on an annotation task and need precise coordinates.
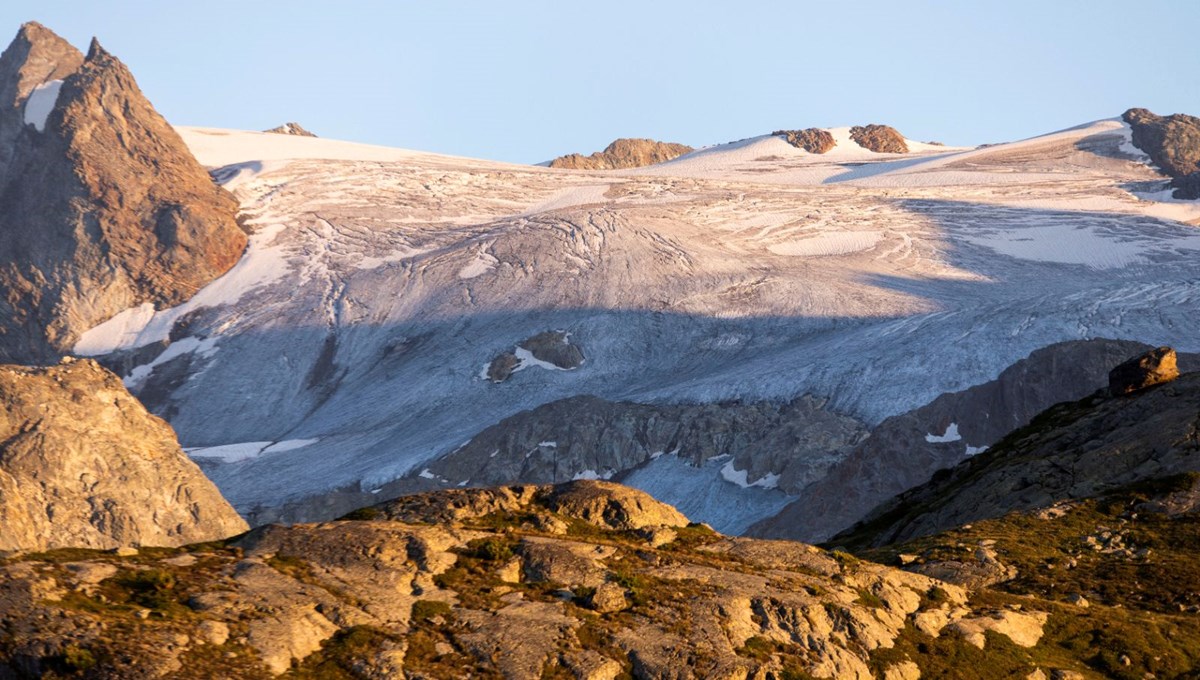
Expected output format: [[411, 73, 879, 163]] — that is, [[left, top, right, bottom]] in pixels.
[[0, 359, 248, 552], [850, 124, 909, 153], [750, 339, 1188, 543], [773, 127, 836, 153], [0, 23, 247, 363], [1109, 346, 1178, 395], [548, 138, 693, 170], [0, 481, 990, 679], [1123, 107, 1200, 198], [264, 121, 317, 137], [835, 368, 1200, 548], [409, 393, 866, 495]]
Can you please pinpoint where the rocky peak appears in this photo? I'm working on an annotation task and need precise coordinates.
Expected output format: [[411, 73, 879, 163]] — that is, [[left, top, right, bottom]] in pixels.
[[850, 124, 909, 153], [548, 137, 693, 170], [0, 22, 82, 170], [0, 358, 247, 552], [264, 121, 317, 137], [0, 23, 247, 363]]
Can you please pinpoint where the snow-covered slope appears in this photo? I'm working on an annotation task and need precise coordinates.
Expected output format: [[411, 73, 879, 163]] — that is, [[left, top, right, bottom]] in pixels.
[[74, 120, 1200, 525]]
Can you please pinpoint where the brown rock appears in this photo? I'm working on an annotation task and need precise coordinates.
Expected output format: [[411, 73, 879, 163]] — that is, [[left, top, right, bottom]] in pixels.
[[1123, 108, 1200, 198], [0, 24, 247, 363], [0, 359, 248, 551], [850, 124, 909, 153], [772, 128, 836, 153], [549, 138, 692, 170], [1108, 346, 1178, 395]]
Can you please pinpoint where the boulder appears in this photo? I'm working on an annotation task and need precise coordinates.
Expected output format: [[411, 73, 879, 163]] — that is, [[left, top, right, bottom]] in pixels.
[[1108, 346, 1178, 395]]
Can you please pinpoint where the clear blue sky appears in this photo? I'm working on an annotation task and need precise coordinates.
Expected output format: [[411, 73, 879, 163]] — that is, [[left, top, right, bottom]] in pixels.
[[3, 1, 1198, 163]]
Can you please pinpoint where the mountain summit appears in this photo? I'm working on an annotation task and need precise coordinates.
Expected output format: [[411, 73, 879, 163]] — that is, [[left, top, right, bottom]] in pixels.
[[0, 23, 247, 363]]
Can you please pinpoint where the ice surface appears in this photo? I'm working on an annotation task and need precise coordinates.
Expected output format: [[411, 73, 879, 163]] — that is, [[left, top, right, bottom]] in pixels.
[[77, 117, 1200, 524]]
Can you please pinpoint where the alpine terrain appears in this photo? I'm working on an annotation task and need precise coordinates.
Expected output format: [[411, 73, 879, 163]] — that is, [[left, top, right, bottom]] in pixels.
[[0, 16, 1199, 678]]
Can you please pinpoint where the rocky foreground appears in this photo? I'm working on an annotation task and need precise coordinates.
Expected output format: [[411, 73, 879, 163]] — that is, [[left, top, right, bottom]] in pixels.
[[0, 480, 1026, 680]]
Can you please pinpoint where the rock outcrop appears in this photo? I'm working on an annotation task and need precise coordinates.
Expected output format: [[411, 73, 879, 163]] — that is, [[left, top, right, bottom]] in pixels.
[[1108, 346, 1178, 395], [773, 127, 836, 153], [486, 330, 584, 383], [749, 339, 1194, 542], [264, 121, 316, 137], [0, 359, 248, 552], [834, 358, 1200, 548], [0, 23, 247, 363], [548, 138, 693, 170], [850, 124, 909, 153], [1122, 107, 1200, 198]]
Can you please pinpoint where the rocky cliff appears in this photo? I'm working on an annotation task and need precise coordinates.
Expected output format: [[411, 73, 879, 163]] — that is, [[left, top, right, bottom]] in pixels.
[[548, 137, 693, 170], [0, 23, 247, 363], [1123, 107, 1200, 198], [835, 348, 1200, 549], [0, 359, 247, 552], [749, 339, 1198, 542]]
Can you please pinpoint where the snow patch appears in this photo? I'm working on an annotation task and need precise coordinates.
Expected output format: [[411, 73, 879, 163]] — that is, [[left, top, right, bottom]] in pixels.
[[187, 441, 273, 463], [73, 303, 157, 356], [419, 469, 437, 480], [458, 249, 499, 279], [539, 441, 558, 448], [965, 445, 989, 456], [572, 469, 615, 481], [23, 80, 62, 132], [720, 459, 781, 489], [925, 423, 962, 443], [123, 336, 219, 389], [261, 439, 320, 454]]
